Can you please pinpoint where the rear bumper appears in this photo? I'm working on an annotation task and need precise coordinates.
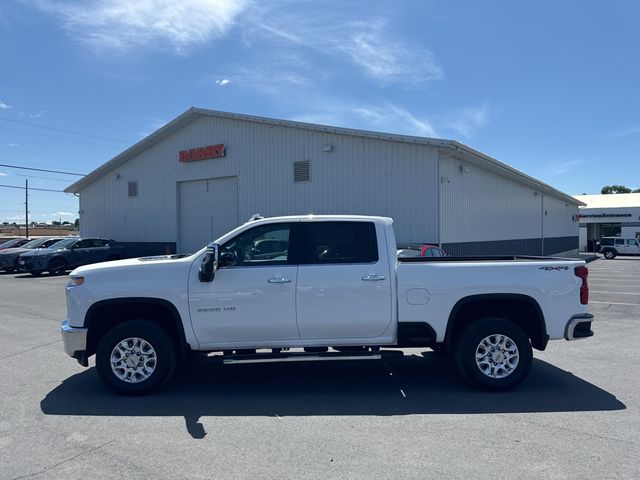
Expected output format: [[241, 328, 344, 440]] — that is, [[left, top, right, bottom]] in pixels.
[[564, 313, 594, 340], [61, 320, 89, 366]]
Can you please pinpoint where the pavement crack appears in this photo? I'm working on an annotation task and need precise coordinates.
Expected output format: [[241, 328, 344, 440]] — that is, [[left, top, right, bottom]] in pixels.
[[1, 340, 62, 360], [10, 440, 115, 480]]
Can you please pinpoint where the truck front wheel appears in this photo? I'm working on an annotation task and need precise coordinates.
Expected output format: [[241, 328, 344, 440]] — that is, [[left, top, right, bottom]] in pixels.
[[96, 320, 176, 395], [603, 249, 616, 259], [454, 318, 532, 391]]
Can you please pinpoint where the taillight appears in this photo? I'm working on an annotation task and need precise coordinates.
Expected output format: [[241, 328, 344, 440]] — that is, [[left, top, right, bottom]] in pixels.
[[575, 266, 588, 305]]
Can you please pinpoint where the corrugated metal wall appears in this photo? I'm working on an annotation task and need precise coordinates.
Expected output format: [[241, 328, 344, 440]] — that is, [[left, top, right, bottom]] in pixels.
[[439, 154, 578, 255], [439, 155, 543, 243], [80, 115, 440, 248]]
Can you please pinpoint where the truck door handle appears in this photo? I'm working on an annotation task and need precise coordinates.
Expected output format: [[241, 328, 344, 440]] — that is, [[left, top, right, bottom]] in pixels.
[[268, 276, 291, 284], [361, 274, 386, 281]]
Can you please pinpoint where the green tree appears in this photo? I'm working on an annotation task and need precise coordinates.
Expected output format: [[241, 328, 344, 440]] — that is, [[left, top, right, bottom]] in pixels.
[[74, 218, 79, 228], [601, 185, 640, 194]]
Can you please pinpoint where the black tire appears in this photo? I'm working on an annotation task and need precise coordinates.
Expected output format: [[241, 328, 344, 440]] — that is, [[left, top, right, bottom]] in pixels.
[[3, 267, 16, 273], [30, 270, 43, 277], [454, 317, 532, 391], [96, 319, 177, 395], [49, 258, 68, 276], [603, 249, 616, 260]]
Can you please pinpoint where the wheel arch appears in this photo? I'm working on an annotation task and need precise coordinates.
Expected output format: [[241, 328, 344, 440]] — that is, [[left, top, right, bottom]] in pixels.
[[84, 298, 189, 359], [48, 255, 68, 266], [444, 294, 548, 351]]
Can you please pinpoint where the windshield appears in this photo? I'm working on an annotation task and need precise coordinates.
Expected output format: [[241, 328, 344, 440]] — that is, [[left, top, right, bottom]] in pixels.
[[0, 239, 22, 248], [20, 238, 53, 249], [45, 238, 77, 249]]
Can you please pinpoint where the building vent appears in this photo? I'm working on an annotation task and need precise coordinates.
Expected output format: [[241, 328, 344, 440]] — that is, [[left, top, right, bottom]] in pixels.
[[128, 181, 138, 197], [293, 160, 311, 183]]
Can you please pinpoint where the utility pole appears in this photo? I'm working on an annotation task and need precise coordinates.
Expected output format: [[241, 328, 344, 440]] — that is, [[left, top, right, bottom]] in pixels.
[[25, 179, 29, 238]]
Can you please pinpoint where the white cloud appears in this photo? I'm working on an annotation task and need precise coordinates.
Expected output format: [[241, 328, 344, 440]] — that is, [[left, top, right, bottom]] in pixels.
[[294, 101, 437, 138], [0, 100, 11, 109], [2, 143, 18, 147], [215, 79, 231, 86], [0, 172, 7, 176], [49, 212, 75, 217], [32, 0, 249, 53], [29, 110, 45, 118], [335, 20, 443, 85], [447, 104, 490, 138], [244, 10, 442, 87], [609, 125, 640, 138], [548, 159, 583, 176]]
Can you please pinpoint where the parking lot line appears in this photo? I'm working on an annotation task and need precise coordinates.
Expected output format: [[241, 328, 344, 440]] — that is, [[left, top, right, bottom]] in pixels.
[[589, 300, 640, 306]]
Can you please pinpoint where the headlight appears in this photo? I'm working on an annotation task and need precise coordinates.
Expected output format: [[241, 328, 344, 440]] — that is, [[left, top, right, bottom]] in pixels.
[[68, 276, 85, 286]]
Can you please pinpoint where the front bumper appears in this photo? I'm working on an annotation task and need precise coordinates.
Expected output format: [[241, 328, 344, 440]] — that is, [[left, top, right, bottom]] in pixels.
[[18, 256, 48, 272], [565, 313, 594, 340], [0, 255, 18, 270], [61, 320, 89, 366]]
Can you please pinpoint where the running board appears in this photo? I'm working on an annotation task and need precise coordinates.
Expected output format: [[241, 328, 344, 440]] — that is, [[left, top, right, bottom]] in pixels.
[[222, 350, 402, 365]]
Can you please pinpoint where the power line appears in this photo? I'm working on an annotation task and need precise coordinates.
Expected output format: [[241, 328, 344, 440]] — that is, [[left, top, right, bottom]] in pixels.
[[0, 183, 65, 193], [0, 163, 86, 176], [0, 124, 124, 149], [0, 116, 129, 144], [14, 173, 76, 182]]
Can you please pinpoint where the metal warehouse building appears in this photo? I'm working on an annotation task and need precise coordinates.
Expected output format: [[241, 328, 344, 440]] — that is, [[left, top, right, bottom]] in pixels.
[[65, 108, 583, 257]]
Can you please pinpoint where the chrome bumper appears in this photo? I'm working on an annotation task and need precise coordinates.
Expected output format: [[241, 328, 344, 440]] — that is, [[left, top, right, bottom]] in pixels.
[[61, 320, 88, 357], [565, 313, 594, 340]]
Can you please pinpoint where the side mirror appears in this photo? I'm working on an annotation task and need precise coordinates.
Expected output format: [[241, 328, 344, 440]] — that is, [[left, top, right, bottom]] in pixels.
[[198, 243, 219, 282]]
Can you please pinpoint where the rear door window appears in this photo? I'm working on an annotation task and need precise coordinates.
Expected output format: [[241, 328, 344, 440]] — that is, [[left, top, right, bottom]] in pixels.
[[615, 239, 624, 246], [300, 221, 378, 264]]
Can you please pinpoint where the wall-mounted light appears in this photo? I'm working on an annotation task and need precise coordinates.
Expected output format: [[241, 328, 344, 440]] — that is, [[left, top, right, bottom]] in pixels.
[[113, 173, 121, 180], [459, 165, 470, 174], [322, 143, 333, 153]]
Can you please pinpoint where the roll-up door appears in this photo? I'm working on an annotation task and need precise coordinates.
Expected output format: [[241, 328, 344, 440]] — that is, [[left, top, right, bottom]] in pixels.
[[179, 176, 238, 253]]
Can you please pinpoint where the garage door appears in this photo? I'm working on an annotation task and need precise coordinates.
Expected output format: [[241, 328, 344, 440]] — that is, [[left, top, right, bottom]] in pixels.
[[179, 177, 239, 253]]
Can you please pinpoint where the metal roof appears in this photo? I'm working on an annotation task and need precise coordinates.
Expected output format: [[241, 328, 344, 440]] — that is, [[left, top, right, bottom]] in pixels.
[[574, 193, 640, 209], [65, 107, 584, 206]]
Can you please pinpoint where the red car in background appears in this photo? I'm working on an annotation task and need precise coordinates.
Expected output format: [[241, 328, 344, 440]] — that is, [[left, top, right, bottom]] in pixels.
[[419, 244, 447, 257], [397, 244, 447, 258]]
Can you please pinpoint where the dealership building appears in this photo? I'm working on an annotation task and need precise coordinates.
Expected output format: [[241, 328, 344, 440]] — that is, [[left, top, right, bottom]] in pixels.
[[65, 108, 583, 257], [575, 193, 640, 251]]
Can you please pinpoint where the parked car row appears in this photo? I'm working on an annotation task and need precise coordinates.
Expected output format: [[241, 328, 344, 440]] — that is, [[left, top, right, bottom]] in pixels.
[[0, 237, 125, 276]]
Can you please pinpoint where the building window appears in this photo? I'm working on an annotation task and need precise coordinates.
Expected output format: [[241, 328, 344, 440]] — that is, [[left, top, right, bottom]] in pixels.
[[293, 160, 311, 183], [128, 181, 138, 197]]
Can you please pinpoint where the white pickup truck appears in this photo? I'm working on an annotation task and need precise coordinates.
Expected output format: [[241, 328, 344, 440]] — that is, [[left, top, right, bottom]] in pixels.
[[61, 215, 593, 394]]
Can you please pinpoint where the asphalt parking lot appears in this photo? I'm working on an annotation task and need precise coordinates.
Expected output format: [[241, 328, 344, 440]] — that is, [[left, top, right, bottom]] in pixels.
[[1, 258, 639, 479]]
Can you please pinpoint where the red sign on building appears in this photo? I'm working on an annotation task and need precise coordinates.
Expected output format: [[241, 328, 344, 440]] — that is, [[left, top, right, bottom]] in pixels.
[[179, 144, 226, 162]]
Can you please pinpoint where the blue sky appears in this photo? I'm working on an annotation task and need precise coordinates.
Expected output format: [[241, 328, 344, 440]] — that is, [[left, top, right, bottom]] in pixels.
[[1, 0, 639, 223]]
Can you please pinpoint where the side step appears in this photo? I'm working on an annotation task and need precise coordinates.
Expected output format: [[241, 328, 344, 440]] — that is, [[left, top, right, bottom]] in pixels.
[[222, 350, 403, 365]]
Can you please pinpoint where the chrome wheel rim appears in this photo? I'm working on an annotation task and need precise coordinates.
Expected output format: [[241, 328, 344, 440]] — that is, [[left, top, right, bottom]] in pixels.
[[110, 337, 157, 383], [475, 334, 519, 379]]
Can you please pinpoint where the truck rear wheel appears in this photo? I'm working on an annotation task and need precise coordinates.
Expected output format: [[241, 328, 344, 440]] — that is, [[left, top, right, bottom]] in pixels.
[[454, 317, 532, 391], [96, 320, 176, 395], [603, 249, 616, 259]]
